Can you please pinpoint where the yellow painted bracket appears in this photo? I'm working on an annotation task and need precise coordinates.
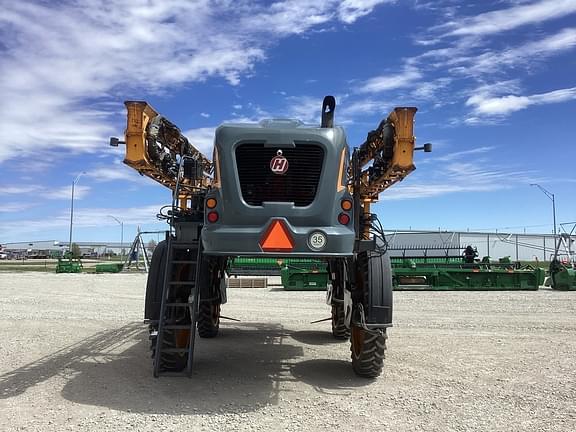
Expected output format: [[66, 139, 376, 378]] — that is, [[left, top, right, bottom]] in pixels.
[[388, 107, 417, 172], [124, 101, 159, 171]]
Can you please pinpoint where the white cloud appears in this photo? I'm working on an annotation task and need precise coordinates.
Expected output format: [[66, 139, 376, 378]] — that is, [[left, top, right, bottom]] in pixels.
[[0, 1, 396, 165], [357, 67, 422, 93], [381, 161, 537, 200], [0, 183, 89, 200], [0, 202, 35, 213], [183, 127, 217, 157], [200, 112, 211, 118], [283, 96, 324, 124], [433, 146, 494, 162], [87, 166, 147, 183], [0, 185, 42, 195], [439, 0, 576, 37], [466, 86, 576, 117], [0, 204, 165, 239], [338, 0, 396, 23], [450, 27, 576, 75], [43, 185, 91, 200]]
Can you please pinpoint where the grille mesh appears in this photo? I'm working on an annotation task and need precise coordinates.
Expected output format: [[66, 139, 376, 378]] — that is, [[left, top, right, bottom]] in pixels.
[[235, 143, 324, 206]]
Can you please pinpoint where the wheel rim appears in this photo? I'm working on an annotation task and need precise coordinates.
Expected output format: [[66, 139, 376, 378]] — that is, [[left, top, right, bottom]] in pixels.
[[351, 325, 365, 358]]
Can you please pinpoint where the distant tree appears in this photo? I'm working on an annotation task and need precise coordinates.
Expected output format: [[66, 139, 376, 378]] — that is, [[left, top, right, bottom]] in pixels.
[[70, 243, 81, 258], [147, 239, 157, 253]]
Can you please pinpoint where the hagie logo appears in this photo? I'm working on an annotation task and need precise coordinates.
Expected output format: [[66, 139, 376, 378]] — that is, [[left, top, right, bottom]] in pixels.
[[270, 150, 289, 175]]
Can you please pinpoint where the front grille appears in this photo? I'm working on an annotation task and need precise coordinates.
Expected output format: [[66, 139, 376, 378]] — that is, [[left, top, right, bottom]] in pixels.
[[235, 143, 324, 206]]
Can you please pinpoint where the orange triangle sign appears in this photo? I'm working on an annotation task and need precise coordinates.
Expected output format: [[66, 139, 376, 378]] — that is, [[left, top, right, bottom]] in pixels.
[[260, 220, 294, 252]]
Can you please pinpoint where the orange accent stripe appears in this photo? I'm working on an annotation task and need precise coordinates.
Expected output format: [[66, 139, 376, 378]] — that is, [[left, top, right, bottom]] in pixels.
[[337, 148, 346, 192]]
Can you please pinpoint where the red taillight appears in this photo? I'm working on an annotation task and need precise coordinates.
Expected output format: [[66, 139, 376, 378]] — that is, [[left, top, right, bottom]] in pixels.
[[207, 211, 219, 223], [338, 212, 350, 225]]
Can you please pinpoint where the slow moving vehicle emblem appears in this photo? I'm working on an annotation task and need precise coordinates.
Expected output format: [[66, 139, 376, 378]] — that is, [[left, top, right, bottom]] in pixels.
[[270, 150, 289, 175]]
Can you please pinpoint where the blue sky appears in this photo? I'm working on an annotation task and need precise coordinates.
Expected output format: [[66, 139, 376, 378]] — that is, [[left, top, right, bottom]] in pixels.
[[0, 0, 575, 244]]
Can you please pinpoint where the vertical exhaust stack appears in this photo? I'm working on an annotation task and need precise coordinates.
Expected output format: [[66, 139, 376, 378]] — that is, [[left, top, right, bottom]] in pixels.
[[321, 96, 336, 128]]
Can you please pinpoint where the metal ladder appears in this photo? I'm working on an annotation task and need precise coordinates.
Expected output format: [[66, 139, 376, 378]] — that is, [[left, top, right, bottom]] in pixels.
[[153, 237, 202, 377]]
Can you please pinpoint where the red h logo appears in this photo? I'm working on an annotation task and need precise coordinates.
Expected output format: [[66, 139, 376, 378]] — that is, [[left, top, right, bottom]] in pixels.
[[270, 155, 289, 174]]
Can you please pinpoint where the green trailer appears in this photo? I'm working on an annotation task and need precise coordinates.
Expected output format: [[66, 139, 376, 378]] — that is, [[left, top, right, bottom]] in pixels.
[[228, 257, 329, 290], [95, 263, 124, 273], [55, 257, 83, 273], [281, 260, 329, 291], [392, 258, 544, 291]]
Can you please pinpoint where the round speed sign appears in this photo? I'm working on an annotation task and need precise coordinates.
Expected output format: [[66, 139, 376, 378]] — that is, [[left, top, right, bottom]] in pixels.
[[308, 231, 327, 250]]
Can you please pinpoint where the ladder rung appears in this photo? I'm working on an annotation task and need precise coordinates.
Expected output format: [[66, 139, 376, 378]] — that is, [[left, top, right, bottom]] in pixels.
[[164, 324, 193, 330], [165, 302, 192, 307], [172, 243, 198, 249]]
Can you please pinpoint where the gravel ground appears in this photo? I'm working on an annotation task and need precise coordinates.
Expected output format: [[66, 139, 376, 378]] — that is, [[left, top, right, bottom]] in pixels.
[[0, 272, 575, 432]]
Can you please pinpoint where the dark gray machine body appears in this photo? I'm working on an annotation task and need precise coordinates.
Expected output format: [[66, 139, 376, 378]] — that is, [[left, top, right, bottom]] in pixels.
[[201, 120, 355, 257]]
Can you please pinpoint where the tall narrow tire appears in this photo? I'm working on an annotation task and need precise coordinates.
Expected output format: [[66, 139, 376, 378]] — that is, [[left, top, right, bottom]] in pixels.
[[331, 303, 350, 339], [350, 326, 387, 378], [197, 302, 220, 338], [152, 328, 189, 373]]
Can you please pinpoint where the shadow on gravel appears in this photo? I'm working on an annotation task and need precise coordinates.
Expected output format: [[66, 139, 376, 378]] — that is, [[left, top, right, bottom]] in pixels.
[[290, 359, 372, 393], [58, 322, 306, 414], [289, 330, 347, 346], [0, 324, 144, 400], [0, 322, 372, 414]]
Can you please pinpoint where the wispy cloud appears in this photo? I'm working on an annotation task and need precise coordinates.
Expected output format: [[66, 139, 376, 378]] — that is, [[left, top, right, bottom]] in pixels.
[[338, 0, 397, 23], [43, 185, 91, 200], [0, 184, 90, 200], [382, 161, 538, 200], [87, 166, 148, 183], [433, 146, 494, 162], [438, 0, 576, 37], [183, 127, 217, 157], [0, 202, 35, 213], [356, 67, 422, 93], [0, 204, 165, 239], [466, 86, 576, 119], [449, 27, 576, 76]]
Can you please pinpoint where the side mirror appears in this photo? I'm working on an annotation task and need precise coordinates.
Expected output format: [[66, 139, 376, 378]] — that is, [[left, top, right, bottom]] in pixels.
[[415, 142, 432, 152], [110, 137, 125, 147]]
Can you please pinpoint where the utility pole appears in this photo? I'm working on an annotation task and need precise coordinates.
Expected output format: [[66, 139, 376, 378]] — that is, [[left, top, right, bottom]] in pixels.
[[530, 183, 557, 260], [68, 172, 86, 254], [108, 215, 124, 261]]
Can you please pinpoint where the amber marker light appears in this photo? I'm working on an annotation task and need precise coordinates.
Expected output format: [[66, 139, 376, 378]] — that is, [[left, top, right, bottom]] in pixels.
[[341, 199, 352, 211], [206, 198, 217, 209]]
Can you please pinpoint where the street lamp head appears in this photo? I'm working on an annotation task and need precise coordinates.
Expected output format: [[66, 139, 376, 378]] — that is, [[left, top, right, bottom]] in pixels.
[[73, 171, 87, 184]]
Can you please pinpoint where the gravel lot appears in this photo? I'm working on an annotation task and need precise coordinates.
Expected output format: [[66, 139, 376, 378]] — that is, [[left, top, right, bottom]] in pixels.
[[0, 272, 575, 432]]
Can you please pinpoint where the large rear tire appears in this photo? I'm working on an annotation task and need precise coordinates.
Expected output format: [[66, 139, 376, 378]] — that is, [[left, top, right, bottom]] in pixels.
[[350, 326, 387, 378]]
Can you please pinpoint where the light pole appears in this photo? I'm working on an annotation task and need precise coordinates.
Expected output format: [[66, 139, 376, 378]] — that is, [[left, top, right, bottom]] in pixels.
[[530, 183, 556, 238], [530, 183, 557, 259], [68, 172, 86, 256], [107, 215, 124, 261]]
